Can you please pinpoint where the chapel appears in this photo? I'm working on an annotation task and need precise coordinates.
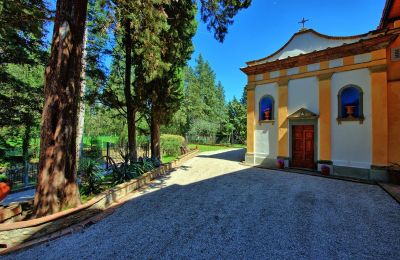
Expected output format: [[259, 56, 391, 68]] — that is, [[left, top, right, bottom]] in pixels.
[[241, 0, 400, 180]]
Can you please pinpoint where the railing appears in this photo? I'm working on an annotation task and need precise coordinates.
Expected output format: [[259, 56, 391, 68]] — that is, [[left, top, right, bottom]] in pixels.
[[5, 163, 38, 189], [1, 142, 152, 189]]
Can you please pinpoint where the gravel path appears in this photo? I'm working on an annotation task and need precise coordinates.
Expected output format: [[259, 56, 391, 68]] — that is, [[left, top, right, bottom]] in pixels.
[[6, 149, 400, 259]]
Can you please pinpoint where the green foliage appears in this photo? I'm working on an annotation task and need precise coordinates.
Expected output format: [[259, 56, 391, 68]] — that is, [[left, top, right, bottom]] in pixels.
[[149, 156, 161, 168], [199, 0, 251, 42], [160, 134, 185, 156], [85, 137, 103, 159], [78, 159, 103, 196], [0, 173, 8, 182], [226, 96, 247, 143], [0, 0, 49, 65], [111, 157, 158, 185]]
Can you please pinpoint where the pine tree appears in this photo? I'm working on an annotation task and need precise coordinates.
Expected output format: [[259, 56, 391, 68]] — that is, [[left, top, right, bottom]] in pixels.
[[145, 0, 197, 159], [34, 0, 89, 216], [0, 0, 49, 161]]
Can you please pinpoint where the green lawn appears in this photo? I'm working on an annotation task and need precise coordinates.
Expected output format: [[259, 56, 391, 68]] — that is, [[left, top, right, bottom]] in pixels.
[[188, 143, 245, 152], [162, 155, 178, 163]]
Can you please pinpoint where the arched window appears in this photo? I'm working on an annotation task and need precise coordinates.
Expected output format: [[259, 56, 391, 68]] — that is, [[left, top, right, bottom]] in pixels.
[[337, 85, 364, 123], [259, 95, 275, 121]]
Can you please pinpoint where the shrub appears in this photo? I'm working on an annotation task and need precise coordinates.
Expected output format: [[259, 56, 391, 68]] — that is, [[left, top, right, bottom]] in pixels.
[[78, 159, 103, 196], [0, 173, 8, 182], [111, 157, 159, 185], [160, 134, 185, 156], [85, 137, 103, 159]]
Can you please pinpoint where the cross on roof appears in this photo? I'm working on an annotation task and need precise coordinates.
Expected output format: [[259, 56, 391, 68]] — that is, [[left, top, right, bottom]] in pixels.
[[298, 18, 309, 29]]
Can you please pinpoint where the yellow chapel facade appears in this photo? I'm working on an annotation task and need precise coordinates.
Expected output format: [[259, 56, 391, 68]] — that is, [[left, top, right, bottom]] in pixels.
[[241, 0, 400, 181]]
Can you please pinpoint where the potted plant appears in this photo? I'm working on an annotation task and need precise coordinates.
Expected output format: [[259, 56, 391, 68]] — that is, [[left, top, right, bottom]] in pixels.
[[321, 165, 330, 176], [0, 173, 12, 201], [264, 108, 271, 120], [345, 105, 356, 118], [277, 159, 284, 169]]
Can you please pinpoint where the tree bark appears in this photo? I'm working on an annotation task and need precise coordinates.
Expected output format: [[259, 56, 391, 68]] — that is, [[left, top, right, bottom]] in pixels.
[[123, 19, 137, 163], [76, 28, 88, 169], [150, 106, 161, 160], [34, 0, 88, 217]]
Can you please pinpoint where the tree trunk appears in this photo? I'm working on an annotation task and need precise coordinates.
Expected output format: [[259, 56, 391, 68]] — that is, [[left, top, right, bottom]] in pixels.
[[76, 28, 88, 169], [123, 19, 137, 163], [22, 122, 31, 162], [34, 0, 88, 217], [150, 107, 161, 160]]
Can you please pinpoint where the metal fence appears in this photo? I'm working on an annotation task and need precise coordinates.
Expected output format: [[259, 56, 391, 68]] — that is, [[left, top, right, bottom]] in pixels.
[[1, 142, 151, 189], [5, 163, 38, 189]]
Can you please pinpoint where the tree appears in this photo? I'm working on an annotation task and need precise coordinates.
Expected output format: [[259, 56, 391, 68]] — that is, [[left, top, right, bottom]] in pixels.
[[0, 0, 49, 162], [199, 0, 251, 42], [32, 0, 251, 216], [34, 0, 89, 216], [226, 97, 246, 144], [183, 55, 227, 142], [144, 0, 197, 159]]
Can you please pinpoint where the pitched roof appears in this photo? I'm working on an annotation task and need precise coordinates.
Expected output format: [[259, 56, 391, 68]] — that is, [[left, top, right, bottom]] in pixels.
[[379, 0, 400, 29], [246, 29, 372, 66]]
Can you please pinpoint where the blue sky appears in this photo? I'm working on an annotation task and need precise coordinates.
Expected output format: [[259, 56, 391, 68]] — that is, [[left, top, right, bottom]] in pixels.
[[190, 0, 386, 101]]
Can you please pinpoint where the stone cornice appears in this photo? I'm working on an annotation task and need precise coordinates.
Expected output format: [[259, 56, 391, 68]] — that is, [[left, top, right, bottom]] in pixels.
[[247, 58, 387, 88], [241, 33, 397, 75], [318, 72, 334, 81], [369, 64, 388, 73]]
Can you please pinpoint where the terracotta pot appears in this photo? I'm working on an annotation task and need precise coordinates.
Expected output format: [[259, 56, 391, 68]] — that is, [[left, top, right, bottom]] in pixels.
[[321, 166, 330, 176], [0, 182, 11, 201], [264, 109, 271, 120], [277, 160, 284, 169], [345, 105, 356, 118]]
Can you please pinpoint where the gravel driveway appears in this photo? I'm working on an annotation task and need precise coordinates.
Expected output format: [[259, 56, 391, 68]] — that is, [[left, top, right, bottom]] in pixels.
[[6, 149, 400, 259]]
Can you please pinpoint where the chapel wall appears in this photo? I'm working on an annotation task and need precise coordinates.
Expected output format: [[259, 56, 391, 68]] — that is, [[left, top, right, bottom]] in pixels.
[[330, 69, 372, 169], [253, 83, 279, 165], [387, 34, 400, 163]]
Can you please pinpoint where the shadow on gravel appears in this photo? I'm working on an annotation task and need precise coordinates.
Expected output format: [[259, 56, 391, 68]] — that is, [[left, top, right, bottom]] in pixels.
[[8, 164, 400, 259], [197, 148, 246, 162]]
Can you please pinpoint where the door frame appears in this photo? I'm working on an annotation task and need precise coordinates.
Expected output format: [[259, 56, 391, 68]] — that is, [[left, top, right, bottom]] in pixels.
[[288, 119, 318, 169]]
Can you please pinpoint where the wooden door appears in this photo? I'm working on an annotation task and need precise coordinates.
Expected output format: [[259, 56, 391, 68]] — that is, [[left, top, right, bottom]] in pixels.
[[292, 125, 315, 169]]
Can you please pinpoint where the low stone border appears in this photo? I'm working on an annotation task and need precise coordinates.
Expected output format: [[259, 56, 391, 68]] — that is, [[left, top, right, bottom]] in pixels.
[[0, 149, 199, 252], [248, 163, 376, 185], [378, 183, 400, 204]]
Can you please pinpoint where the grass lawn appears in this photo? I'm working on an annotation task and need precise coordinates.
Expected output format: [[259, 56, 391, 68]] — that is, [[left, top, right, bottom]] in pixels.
[[188, 144, 245, 152], [162, 156, 178, 164]]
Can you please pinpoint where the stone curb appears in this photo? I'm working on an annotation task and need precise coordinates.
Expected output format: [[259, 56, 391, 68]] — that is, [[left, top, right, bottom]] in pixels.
[[243, 163, 377, 185], [0, 149, 199, 253], [378, 183, 400, 204]]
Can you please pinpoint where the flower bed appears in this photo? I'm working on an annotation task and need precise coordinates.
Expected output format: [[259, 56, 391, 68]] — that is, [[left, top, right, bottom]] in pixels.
[[0, 149, 199, 252]]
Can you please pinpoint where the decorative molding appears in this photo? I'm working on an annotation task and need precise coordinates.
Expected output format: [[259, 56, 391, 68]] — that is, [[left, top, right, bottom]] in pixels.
[[246, 84, 256, 90], [317, 72, 334, 81], [246, 29, 372, 66], [368, 64, 387, 73], [278, 78, 289, 86], [337, 117, 365, 124], [288, 108, 319, 120], [241, 34, 396, 75], [258, 120, 275, 125]]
